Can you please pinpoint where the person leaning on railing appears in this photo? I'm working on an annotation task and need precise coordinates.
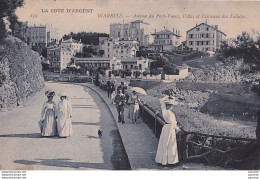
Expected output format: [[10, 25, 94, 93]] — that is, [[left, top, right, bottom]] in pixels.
[[155, 95, 181, 166]]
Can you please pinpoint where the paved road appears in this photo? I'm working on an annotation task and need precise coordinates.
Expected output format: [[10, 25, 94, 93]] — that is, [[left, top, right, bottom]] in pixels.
[[0, 82, 130, 170]]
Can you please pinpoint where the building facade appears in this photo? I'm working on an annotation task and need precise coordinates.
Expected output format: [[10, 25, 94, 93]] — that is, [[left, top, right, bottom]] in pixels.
[[25, 24, 59, 48], [109, 20, 150, 47], [103, 38, 139, 58], [151, 28, 181, 52], [47, 46, 72, 73], [61, 38, 83, 56], [74, 57, 110, 68], [119, 57, 151, 72], [186, 23, 226, 51]]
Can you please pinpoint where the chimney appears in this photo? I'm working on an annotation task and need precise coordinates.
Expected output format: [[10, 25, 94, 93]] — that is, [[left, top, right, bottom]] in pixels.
[[155, 29, 156, 33], [178, 30, 180, 36], [215, 25, 218, 30], [176, 29, 177, 34], [173, 28, 174, 33]]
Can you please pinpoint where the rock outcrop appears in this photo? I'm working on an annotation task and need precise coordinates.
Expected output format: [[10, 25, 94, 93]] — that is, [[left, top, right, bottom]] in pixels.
[[0, 36, 45, 111]]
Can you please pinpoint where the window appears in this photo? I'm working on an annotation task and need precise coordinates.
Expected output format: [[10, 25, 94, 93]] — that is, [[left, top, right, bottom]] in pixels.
[[206, 27, 209, 31], [108, 43, 110, 46], [189, 34, 194, 39], [196, 28, 200, 31]]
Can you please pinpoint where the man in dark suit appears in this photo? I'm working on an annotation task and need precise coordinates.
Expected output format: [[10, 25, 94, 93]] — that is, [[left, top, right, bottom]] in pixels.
[[107, 78, 112, 98], [114, 89, 126, 124]]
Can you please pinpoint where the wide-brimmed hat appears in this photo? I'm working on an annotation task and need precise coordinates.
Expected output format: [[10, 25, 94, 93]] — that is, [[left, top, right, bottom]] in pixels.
[[164, 97, 178, 106], [59, 92, 68, 97], [45, 90, 55, 97]]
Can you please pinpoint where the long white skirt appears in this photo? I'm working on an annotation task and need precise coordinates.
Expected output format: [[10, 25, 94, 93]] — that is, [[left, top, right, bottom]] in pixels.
[[155, 124, 179, 165], [57, 112, 73, 137]]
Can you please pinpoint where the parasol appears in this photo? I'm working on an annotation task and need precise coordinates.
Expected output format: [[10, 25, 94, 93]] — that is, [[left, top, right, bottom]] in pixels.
[[131, 87, 147, 96]]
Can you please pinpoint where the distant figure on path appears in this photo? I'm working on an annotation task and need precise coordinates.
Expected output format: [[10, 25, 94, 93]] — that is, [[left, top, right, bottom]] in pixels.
[[114, 89, 126, 124], [127, 90, 140, 124], [57, 92, 73, 137], [40, 91, 57, 137], [110, 80, 116, 99], [155, 95, 180, 165], [117, 82, 127, 94], [107, 78, 112, 98]]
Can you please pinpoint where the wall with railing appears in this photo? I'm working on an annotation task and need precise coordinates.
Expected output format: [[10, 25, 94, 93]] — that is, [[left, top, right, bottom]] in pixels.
[[139, 102, 258, 169], [43, 74, 93, 83]]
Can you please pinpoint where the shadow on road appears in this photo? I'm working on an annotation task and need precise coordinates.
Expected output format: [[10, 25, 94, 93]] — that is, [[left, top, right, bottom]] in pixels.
[[13, 158, 106, 169], [72, 122, 99, 126], [0, 133, 41, 138], [0, 133, 63, 139], [86, 135, 99, 139]]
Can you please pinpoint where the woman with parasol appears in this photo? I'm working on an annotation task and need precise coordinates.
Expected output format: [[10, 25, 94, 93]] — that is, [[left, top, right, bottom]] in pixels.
[[40, 91, 57, 137]]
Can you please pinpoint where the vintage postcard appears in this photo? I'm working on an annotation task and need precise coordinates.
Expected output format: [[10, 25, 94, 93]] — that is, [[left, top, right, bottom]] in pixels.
[[0, 0, 260, 178]]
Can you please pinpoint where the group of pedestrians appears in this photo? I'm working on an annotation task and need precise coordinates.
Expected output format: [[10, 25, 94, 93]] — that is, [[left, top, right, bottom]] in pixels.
[[40, 80, 180, 167], [111, 80, 180, 166], [106, 78, 116, 99], [40, 90, 73, 138], [111, 81, 140, 124]]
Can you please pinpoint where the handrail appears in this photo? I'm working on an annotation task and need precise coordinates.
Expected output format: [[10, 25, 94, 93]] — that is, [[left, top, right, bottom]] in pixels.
[[139, 100, 257, 142]]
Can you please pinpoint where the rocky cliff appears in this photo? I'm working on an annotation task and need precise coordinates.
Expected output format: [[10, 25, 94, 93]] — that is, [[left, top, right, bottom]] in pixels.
[[0, 36, 45, 111]]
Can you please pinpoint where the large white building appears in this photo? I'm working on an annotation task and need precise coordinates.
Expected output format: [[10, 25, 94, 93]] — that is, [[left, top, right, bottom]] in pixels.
[[103, 38, 139, 58], [186, 23, 226, 51], [109, 20, 150, 47], [151, 28, 181, 52], [24, 24, 59, 48], [61, 37, 83, 56], [47, 45, 72, 73]]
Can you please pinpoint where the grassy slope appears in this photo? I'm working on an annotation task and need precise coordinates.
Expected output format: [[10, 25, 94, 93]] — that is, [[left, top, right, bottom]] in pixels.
[[144, 53, 259, 139]]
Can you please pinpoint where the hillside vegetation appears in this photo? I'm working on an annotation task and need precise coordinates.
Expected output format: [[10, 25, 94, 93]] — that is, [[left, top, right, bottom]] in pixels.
[[0, 36, 45, 111]]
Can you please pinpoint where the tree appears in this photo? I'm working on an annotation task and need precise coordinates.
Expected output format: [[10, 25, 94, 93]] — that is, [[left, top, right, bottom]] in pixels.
[[62, 31, 109, 45], [163, 63, 177, 75], [151, 68, 162, 79], [98, 50, 104, 57], [220, 31, 260, 70], [152, 56, 168, 69], [83, 46, 97, 56], [0, 0, 24, 39]]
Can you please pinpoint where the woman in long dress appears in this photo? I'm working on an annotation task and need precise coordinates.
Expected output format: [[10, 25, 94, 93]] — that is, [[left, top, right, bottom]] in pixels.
[[57, 92, 73, 137], [155, 95, 180, 165], [40, 91, 57, 137], [128, 90, 140, 124]]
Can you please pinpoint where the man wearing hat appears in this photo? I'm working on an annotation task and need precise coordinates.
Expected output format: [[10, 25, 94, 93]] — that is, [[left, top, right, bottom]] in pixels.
[[114, 89, 127, 124]]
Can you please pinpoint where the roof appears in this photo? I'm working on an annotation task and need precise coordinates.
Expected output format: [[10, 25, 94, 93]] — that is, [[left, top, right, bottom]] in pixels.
[[49, 47, 71, 52], [151, 29, 181, 37], [130, 20, 149, 25], [119, 57, 150, 63], [186, 23, 226, 36], [62, 38, 81, 44], [119, 57, 138, 63], [74, 57, 110, 62]]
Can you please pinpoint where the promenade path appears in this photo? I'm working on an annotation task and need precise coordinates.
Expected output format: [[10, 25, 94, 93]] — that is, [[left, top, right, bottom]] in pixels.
[[0, 82, 130, 170], [0, 81, 222, 170]]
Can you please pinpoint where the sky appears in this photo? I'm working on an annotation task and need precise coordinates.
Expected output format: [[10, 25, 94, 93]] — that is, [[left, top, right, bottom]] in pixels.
[[15, 0, 260, 41]]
